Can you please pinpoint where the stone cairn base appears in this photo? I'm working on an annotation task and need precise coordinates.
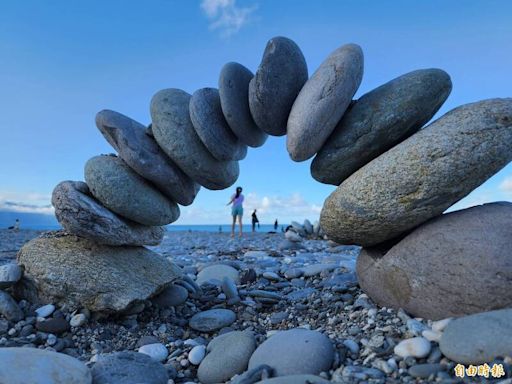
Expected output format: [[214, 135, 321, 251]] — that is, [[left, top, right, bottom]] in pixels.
[[16, 36, 512, 319]]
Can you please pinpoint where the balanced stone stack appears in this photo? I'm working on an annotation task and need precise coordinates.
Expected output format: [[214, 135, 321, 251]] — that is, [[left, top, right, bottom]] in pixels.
[[15, 35, 512, 321]]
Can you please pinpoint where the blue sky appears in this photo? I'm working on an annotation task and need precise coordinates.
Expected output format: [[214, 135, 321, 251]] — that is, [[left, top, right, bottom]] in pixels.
[[0, 0, 511, 225]]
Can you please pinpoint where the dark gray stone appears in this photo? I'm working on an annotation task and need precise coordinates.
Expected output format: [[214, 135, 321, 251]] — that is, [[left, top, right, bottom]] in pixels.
[[311, 69, 452, 185], [0, 263, 22, 289], [198, 331, 256, 384], [249, 36, 308, 136], [287, 43, 364, 161], [15, 233, 183, 314], [321, 98, 512, 246], [150, 88, 240, 190], [408, 363, 443, 378], [189, 309, 236, 332], [248, 329, 333, 376], [219, 62, 268, 147], [84, 155, 179, 226], [96, 110, 200, 206], [357, 203, 512, 320], [36, 318, 70, 334], [91, 351, 168, 384], [0, 290, 23, 321], [440, 309, 512, 364], [151, 284, 188, 307], [189, 88, 247, 161], [52, 181, 164, 246]]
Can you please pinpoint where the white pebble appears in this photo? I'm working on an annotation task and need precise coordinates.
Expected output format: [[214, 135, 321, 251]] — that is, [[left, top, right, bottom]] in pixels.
[[393, 337, 431, 358], [188, 345, 206, 365], [432, 317, 452, 332], [422, 329, 442, 342], [35, 304, 55, 318], [138, 343, 168, 362], [47, 334, 57, 346], [70, 313, 87, 327]]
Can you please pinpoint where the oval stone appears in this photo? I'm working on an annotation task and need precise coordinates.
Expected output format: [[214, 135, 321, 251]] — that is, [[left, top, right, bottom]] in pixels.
[[321, 98, 512, 246], [150, 88, 240, 190], [219, 62, 268, 147], [356, 202, 512, 320], [52, 180, 164, 246], [96, 109, 200, 206], [189, 88, 247, 161], [189, 309, 237, 332], [248, 329, 334, 376], [287, 43, 364, 161], [84, 155, 179, 226], [311, 68, 452, 185], [439, 309, 512, 364], [249, 36, 308, 136]]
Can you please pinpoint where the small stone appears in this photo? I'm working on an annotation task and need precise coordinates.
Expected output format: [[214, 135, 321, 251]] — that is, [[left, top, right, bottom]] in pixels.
[[343, 339, 360, 355], [70, 314, 87, 328], [196, 264, 240, 286], [221, 277, 239, 300], [36, 304, 55, 318], [138, 343, 169, 362], [406, 319, 427, 336], [422, 329, 442, 343], [408, 363, 443, 378], [262, 272, 280, 281], [432, 318, 452, 332], [189, 309, 236, 332], [152, 284, 188, 307], [0, 291, 24, 322], [255, 375, 330, 384], [0, 263, 22, 289], [36, 318, 70, 334], [394, 337, 431, 359], [188, 345, 206, 365]]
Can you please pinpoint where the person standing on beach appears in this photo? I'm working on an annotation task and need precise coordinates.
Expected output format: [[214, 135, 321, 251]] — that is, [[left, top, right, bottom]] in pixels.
[[227, 186, 244, 238], [251, 209, 259, 232], [274, 219, 278, 231]]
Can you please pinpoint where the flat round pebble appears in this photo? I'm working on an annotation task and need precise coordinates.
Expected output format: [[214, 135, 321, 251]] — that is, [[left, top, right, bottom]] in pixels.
[[189, 309, 236, 332], [138, 343, 169, 362], [36, 304, 55, 318], [394, 337, 431, 358]]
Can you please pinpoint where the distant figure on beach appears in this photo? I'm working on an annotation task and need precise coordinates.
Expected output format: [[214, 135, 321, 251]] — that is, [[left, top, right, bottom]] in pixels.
[[274, 219, 278, 231], [227, 186, 244, 238], [251, 209, 260, 232], [8, 219, 20, 232], [218, 225, 222, 233]]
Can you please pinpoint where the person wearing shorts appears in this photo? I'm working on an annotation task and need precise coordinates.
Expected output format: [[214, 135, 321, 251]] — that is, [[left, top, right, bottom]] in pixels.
[[227, 186, 244, 238]]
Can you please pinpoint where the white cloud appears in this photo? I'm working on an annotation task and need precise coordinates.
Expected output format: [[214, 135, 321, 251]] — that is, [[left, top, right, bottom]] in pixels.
[[499, 176, 512, 192], [0, 191, 54, 215], [200, 0, 257, 37]]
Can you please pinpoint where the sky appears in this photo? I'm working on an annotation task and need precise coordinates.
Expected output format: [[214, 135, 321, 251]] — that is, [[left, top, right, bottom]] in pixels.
[[0, 0, 511, 225]]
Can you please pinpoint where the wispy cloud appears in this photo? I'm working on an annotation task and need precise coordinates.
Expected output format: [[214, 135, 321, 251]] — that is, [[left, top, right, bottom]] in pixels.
[[200, 0, 257, 37], [0, 191, 54, 215], [499, 176, 512, 193]]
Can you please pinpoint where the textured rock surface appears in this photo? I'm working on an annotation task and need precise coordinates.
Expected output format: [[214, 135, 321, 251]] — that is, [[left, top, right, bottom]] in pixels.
[[52, 181, 164, 246], [439, 309, 512, 364], [312, 69, 452, 184], [151, 88, 239, 190], [357, 203, 512, 320], [96, 109, 200, 205], [0, 347, 92, 384], [198, 331, 256, 384], [189, 88, 247, 161], [15, 233, 183, 313], [91, 351, 168, 384], [321, 98, 512, 246], [219, 62, 267, 147], [84, 155, 179, 226], [249, 36, 308, 136], [287, 43, 364, 161], [248, 328, 333, 376]]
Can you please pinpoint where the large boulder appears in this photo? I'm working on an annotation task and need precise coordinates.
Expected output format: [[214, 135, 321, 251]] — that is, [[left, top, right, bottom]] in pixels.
[[15, 233, 183, 314], [219, 62, 267, 147], [249, 36, 308, 136], [287, 43, 364, 161], [356, 202, 512, 320], [95, 109, 200, 206], [321, 98, 512, 246], [311, 68, 452, 185], [84, 155, 179, 226], [150, 88, 240, 190], [52, 181, 164, 246], [189, 88, 247, 161]]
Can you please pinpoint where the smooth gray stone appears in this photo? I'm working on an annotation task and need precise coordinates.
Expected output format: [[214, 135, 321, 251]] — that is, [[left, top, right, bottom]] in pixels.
[[91, 351, 168, 384], [84, 155, 179, 226], [189, 309, 236, 332], [221, 277, 239, 300], [440, 309, 512, 364], [249, 36, 308, 136], [190, 88, 247, 161], [96, 109, 200, 206], [196, 264, 240, 286], [0, 290, 24, 321], [198, 331, 256, 384], [52, 181, 164, 246], [219, 62, 268, 147], [255, 375, 330, 384], [0, 347, 92, 384], [408, 363, 443, 378], [312, 68, 452, 185], [0, 263, 22, 289], [248, 329, 333, 376], [15, 233, 183, 314], [151, 284, 188, 307], [357, 203, 512, 320], [150, 88, 240, 190], [321, 98, 512, 246], [287, 43, 364, 161]]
